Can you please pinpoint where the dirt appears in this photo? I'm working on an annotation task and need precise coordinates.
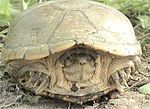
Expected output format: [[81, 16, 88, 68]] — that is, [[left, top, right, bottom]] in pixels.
[[0, 44, 150, 109]]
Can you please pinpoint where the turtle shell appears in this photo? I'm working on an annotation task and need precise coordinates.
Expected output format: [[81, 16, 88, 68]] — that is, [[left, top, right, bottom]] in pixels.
[[1, 0, 142, 61]]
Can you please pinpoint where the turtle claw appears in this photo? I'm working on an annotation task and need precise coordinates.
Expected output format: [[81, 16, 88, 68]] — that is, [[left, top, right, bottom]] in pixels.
[[111, 72, 125, 92], [35, 78, 48, 94], [19, 71, 50, 94], [33, 80, 39, 87], [129, 56, 141, 72], [118, 70, 129, 88], [124, 67, 134, 80], [115, 83, 125, 92]]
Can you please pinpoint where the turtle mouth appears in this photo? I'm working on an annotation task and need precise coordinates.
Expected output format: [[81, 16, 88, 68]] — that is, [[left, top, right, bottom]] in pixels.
[[63, 66, 96, 82]]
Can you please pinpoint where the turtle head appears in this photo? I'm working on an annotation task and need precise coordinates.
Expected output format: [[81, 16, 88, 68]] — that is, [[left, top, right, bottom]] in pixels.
[[60, 46, 97, 82]]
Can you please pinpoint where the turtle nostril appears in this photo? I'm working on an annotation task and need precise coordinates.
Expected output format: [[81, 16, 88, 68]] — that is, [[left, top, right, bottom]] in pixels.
[[80, 62, 85, 65], [79, 60, 86, 66]]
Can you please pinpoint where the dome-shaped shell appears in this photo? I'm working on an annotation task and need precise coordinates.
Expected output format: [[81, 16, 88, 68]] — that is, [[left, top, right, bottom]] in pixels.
[[1, 0, 142, 61]]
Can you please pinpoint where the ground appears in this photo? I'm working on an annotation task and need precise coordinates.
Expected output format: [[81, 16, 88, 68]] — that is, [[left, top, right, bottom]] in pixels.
[[0, 43, 150, 109]]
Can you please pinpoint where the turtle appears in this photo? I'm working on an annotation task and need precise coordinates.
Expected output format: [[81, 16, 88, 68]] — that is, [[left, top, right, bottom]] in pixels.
[[1, 0, 142, 103]]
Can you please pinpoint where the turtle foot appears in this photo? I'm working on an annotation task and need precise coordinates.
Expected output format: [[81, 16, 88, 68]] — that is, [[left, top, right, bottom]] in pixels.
[[110, 56, 141, 92], [19, 71, 50, 94]]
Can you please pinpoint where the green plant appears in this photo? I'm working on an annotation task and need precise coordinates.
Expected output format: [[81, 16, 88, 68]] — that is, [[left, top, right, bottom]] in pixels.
[[0, 0, 41, 40], [21, 0, 39, 10], [0, 0, 20, 26], [0, 0, 39, 26]]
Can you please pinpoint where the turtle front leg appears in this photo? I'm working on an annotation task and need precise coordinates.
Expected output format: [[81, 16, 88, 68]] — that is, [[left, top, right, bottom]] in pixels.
[[55, 62, 70, 90], [19, 71, 50, 94], [17, 63, 50, 94], [109, 56, 141, 92]]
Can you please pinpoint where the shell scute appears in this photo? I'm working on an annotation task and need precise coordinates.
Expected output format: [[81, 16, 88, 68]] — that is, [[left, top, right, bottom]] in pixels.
[[2, 0, 142, 61]]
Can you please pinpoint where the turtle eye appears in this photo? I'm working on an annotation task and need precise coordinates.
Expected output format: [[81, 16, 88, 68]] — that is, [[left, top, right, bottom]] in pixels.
[[65, 56, 72, 66], [67, 56, 72, 61]]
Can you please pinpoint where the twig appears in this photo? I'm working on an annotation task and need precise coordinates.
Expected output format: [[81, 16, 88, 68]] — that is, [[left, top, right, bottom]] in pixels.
[[137, 69, 150, 78], [137, 33, 150, 40], [68, 102, 71, 109], [134, 23, 141, 29], [135, 29, 145, 37], [125, 78, 145, 91], [1, 102, 16, 109]]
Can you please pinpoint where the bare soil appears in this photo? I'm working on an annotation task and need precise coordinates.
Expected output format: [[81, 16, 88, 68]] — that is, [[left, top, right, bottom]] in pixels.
[[0, 44, 149, 109]]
